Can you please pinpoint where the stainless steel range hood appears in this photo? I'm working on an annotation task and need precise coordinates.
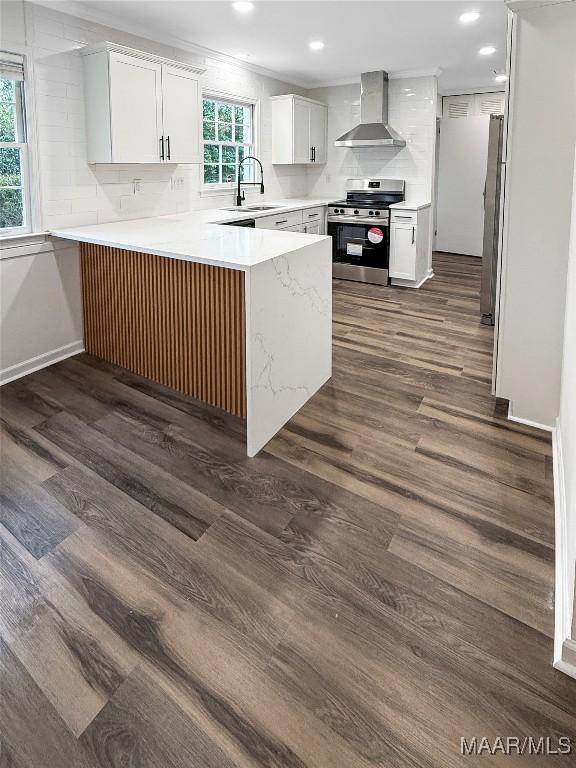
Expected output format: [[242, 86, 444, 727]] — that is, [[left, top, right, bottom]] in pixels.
[[335, 71, 406, 148]]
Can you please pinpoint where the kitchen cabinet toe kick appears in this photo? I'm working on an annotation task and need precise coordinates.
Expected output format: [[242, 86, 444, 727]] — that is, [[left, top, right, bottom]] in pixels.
[[80, 241, 332, 456]]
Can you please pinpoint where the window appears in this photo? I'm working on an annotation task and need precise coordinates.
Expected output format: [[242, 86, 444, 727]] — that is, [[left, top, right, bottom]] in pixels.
[[202, 95, 255, 186], [1, 53, 30, 236]]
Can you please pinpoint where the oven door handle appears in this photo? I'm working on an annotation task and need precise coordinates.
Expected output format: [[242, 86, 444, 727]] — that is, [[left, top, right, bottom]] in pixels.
[[327, 217, 389, 226]]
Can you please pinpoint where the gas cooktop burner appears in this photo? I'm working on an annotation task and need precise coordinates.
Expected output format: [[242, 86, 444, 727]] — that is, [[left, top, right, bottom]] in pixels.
[[327, 178, 405, 223]]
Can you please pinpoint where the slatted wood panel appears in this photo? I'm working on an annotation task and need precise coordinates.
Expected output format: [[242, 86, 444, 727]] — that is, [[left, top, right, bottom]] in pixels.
[[80, 243, 246, 417]]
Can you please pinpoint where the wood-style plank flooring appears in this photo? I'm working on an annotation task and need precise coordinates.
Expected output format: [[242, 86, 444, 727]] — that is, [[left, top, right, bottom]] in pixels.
[[1, 252, 574, 767]]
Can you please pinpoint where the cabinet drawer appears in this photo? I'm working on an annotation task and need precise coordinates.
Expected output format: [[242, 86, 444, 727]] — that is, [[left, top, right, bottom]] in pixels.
[[255, 209, 303, 230], [302, 206, 325, 222], [391, 211, 417, 225]]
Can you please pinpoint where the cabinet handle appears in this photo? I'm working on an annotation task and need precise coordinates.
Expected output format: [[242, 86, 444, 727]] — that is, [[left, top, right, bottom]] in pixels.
[[412, 226, 415, 244], [166, 135, 171, 161], [308, 213, 319, 218], [160, 136, 165, 161], [275, 219, 288, 225], [395, 215, 412, 219], [310, 146, 313, 162], [312, 146, 316, 162]]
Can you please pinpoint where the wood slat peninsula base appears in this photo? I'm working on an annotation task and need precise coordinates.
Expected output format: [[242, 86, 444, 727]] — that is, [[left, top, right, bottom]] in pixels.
[[80, 243, 246, 417]]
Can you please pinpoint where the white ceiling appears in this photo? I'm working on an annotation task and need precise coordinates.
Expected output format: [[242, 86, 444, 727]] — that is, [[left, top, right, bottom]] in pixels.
[[43, 0, 509, 92]]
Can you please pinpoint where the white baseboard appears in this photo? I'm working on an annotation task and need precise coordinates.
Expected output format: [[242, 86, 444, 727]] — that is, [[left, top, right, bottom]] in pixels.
[[0, 341, 84, 385], [555, 639, 576, 680], [507, 402, 554, 432], [391, 270, 434, 289], [552, 419, 575, 678]]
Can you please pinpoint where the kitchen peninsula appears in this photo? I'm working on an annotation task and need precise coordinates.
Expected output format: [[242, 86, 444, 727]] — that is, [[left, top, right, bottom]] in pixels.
[[51, 202, 332, 456]]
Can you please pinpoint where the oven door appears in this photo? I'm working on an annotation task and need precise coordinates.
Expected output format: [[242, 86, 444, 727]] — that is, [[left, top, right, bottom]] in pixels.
[[328, 220, 390, 284]]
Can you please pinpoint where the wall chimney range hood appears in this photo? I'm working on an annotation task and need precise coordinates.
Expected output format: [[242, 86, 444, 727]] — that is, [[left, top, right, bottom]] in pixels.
[[335, 71, 406, 148]]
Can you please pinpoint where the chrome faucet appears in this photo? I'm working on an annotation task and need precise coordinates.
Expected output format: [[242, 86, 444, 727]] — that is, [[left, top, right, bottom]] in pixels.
[[236, 156, 264, 207]]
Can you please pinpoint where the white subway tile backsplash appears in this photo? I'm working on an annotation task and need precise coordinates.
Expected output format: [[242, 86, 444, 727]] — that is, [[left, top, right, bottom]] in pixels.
[[18, 2, 310, 230]]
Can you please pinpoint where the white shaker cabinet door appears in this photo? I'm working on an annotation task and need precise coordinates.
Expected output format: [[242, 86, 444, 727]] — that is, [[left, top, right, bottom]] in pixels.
[[309, 102, 327, 164], [390, 223, 417, 280], [109, 52, 163, 163], [293, 98, 312, 164], [161, 66, 201, 163]]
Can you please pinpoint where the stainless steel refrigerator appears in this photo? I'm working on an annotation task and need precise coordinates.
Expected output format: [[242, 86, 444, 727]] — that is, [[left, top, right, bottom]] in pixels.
[[480, 114, 505, 325]]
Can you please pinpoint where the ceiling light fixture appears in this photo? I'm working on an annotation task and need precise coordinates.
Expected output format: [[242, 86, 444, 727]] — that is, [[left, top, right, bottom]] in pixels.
[[309, 40, 325, 51], [479, 46, 496, 56], [459, 11, 480, 23], [232, 2, 254, 13], [494, 73, 507, 83]]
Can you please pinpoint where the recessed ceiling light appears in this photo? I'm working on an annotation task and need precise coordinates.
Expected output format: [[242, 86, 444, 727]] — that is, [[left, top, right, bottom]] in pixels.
[[235, 52, 250, 60], [406, 92, 415, 97], [479, 46, 496, 56], [494, 73, 507, 83], [459, 11, 480, 23], [309, 40, 325, 51], [403, 88, 412, 92], [232, 2, 254, 13]]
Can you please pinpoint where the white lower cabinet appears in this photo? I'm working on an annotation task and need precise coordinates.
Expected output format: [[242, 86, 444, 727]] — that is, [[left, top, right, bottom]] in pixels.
[[389, 205, 432, 287], [255, 207, 326, 235], [390, 223, 417, 280]]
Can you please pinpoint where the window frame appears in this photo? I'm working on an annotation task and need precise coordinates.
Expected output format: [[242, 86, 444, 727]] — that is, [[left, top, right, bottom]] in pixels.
[[201, 89, 259, 195], [0, 48, 41, 239]]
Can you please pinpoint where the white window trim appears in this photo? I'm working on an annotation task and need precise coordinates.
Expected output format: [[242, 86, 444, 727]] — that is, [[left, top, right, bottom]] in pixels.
[[201, 88, 260, 196], [0, 45, 43, 240]]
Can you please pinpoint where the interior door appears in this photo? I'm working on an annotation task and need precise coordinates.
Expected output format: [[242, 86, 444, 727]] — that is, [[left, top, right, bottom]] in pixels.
[[309, 103, 327, 163], [436, 115, 490, 257], [293, 99, 311, 164], [161, 66, 201, 163], [109, 52, 163, 163]]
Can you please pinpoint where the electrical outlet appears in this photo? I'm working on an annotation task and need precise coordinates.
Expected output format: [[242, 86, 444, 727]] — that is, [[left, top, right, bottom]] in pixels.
[[171, 176, 185, 190], [133, 178, 142, 194]]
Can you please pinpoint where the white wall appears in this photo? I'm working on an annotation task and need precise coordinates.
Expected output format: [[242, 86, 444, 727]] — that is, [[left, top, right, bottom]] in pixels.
[[496, 1, 576, 427], [558, 143, 576, 654], [306, 76, 439, 204]]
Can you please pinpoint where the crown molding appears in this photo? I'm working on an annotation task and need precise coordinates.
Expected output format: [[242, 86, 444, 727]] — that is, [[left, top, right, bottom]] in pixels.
[[439, 85, 506, 96], [389, 67, 442, 80], [309, 68, 442, 89], [29, 0, 312, 89], [80, 41, 206, 74]]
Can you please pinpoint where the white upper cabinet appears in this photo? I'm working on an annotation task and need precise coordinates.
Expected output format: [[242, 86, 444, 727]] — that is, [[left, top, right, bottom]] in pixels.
[[271, 95, 327, 165], [81, 43, 205, 164], [161, 66, 201, 163], [108, 53, 163, 164]]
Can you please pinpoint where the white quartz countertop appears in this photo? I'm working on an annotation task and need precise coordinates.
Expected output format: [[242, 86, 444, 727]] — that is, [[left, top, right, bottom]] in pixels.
[[50, 198, 333, 271], [390, 201, 431, 211]]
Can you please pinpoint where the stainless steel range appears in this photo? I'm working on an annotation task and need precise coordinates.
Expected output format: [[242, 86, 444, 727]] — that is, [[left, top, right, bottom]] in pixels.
[[328, 178, 405, 285]]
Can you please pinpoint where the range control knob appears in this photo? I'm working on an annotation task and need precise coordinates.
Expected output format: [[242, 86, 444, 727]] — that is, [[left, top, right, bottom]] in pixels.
[[368, 210, 374, 216], [354, 209, 359, 215], [374, 210, 381, 216]]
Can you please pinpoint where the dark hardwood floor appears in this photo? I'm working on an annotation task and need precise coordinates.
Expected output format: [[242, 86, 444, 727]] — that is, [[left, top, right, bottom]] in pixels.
[[1, 252, 574, 767]]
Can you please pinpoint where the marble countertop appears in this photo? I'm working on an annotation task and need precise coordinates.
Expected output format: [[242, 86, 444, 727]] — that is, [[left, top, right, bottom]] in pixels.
[[390, 201, 431, 211], [51, 198, 333, 271]]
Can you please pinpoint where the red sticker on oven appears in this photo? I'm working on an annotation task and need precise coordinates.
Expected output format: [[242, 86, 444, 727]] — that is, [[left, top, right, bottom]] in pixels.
[[367, 227, 384, 244]]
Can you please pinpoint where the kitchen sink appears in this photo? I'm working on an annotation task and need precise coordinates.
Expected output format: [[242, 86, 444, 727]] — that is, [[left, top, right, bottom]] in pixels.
[[222, 205, 282, 212]]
